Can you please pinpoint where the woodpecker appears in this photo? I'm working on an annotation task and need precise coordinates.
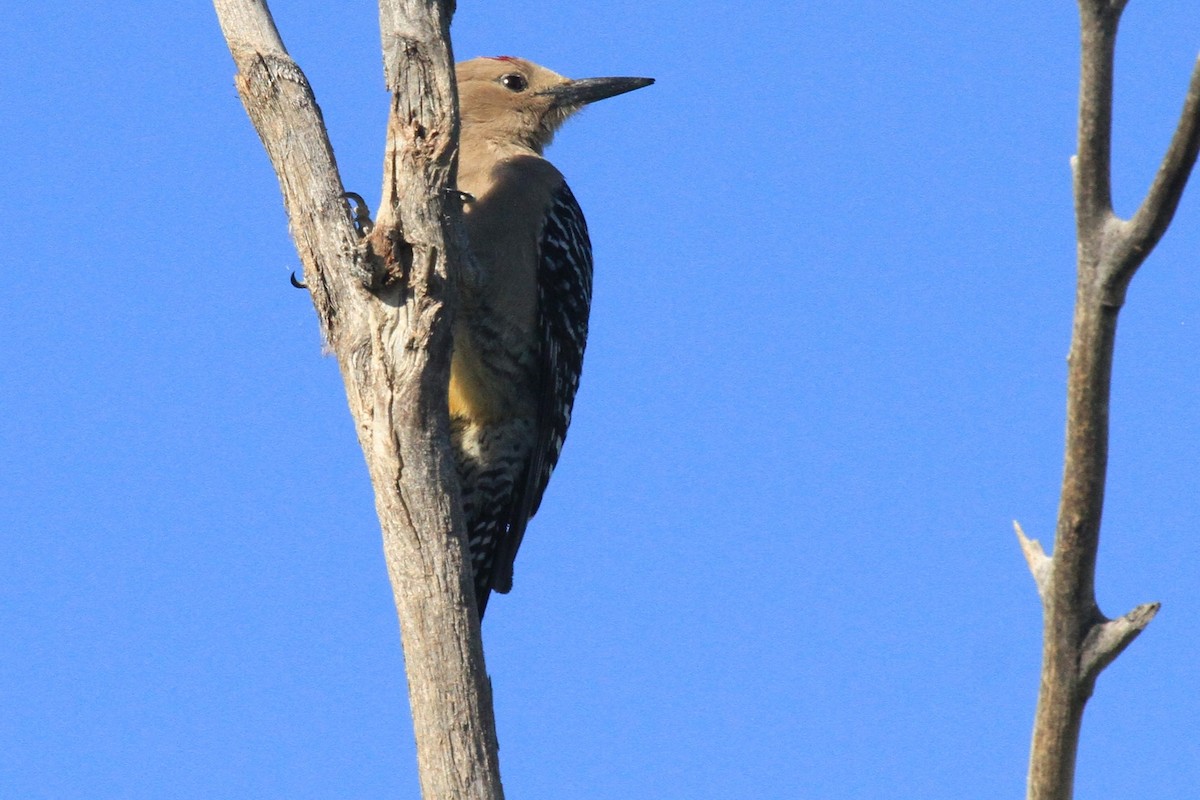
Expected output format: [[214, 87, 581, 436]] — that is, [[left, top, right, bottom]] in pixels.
[[450, 56, 652, 617]]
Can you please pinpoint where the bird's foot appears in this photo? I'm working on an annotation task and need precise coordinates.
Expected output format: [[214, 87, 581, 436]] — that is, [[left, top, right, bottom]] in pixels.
[[342, 191, 374, 236]]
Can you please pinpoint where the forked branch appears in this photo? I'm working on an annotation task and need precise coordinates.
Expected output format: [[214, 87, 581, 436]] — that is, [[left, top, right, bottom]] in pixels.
[[214, 1, 505, 797], [1022, 3, 1200, 799]]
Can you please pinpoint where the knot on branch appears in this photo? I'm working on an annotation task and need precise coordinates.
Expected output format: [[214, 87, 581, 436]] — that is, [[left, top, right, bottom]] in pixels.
[[239, 51, 312, 105], [363, 221, 414, 294]]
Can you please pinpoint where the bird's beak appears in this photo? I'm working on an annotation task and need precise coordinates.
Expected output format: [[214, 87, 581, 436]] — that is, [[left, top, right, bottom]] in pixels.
[[539, 76, 655, 109]]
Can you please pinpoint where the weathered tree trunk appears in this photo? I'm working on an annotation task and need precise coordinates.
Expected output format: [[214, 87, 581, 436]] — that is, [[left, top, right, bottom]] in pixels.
[[1017, 2, 1200, 798], [212, 1, 504, 797]]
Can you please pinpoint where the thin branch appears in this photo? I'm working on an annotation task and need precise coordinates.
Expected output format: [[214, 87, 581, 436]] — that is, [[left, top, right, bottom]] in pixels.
[[1109, 55, 1200, 292], [1073, 1, 1121, 231], [1023, 2, 1188, 799], [213, 0, 367, 346]]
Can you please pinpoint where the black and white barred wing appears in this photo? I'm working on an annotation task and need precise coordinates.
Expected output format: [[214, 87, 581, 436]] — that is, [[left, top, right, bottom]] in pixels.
[[493, 181, 594, 593]]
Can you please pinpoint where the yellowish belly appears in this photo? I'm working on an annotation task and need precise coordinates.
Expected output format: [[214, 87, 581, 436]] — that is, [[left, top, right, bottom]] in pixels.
[[449, 348, 504, 423]]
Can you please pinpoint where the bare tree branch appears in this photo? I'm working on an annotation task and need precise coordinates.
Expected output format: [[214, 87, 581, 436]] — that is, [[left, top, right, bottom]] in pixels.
[[1022, 2, 1199, 798], [214, 1, 505, 797], [1079, 602, 1159, 688], [1111, 56, 1200, 292], [1073, 1, 1119, 230], [367, 3, 504, 798], [213, 0, 368, 347]]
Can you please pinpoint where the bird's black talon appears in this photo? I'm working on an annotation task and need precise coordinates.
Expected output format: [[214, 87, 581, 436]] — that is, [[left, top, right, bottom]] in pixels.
[[447, 188, 476, 204], [341, 191, 369, 214], [290, 271, 307, 289], [341, 191, 374, 236]]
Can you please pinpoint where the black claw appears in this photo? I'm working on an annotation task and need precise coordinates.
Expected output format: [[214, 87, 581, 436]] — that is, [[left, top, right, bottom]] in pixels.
[[290, 271, 307, 289], [447, 188, 475, 204], [341, 191, 374, 235]]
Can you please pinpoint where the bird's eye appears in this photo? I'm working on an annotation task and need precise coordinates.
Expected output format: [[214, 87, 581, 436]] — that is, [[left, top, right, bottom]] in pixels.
[[500, 74, 528, 92]]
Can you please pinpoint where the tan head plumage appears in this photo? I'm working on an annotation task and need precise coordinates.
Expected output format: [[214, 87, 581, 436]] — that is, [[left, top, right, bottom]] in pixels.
[[456, 57, 653, 154]]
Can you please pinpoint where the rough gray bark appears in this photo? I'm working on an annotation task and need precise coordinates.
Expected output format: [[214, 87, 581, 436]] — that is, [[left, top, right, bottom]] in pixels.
[[1016, 3, 1200, 798], [212, 1, 504, 797]]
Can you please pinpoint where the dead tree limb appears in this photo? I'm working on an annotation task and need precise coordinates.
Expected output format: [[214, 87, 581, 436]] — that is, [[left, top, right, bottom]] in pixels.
[[1018, 3, 1200, 798], [213, 1, 504, 797]]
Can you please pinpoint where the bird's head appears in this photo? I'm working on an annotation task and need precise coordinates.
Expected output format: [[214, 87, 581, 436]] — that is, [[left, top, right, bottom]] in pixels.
[[456, 56, 653, 153]]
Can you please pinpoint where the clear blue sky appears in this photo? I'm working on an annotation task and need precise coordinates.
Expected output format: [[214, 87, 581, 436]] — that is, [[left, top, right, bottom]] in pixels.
[[3, 1, 1199, 797]]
